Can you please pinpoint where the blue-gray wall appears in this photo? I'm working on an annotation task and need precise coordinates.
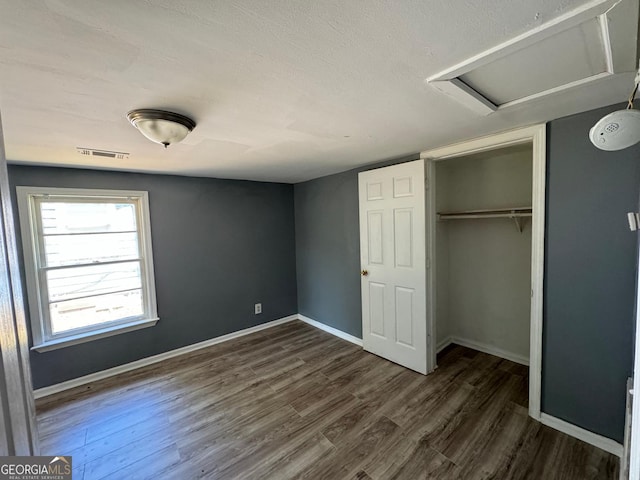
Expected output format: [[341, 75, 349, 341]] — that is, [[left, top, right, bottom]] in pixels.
[[11, 102, 640, 442], [294, 155, 418, 337], [9, 166, 297, 389], [294, 104, 640, 443], [543, 104, 640, 442]]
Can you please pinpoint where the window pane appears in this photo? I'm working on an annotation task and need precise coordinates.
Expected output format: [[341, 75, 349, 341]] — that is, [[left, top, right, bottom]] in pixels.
[[46, 261, 142, 303], [40, 201, 137, 235], [43, 232, 139, 267], [50, 289, 144, 334]]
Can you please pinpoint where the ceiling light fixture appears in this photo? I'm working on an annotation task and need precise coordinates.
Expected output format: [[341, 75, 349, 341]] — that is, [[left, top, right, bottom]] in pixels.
[[127, 109, 196, 148]]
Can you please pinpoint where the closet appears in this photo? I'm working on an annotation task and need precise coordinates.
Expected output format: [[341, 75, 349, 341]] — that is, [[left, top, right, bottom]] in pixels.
[[434, 143, 533, 366]]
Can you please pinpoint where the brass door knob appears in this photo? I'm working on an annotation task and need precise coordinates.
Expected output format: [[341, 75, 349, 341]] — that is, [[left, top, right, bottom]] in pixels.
[[361, 270, 369, 276]]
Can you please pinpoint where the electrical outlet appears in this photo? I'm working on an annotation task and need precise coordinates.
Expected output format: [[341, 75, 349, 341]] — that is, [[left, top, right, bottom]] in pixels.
[[254, 303, 262, 314]]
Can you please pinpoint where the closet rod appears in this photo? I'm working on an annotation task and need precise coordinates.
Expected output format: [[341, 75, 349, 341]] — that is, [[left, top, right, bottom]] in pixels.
[[437, 207, 532, 232], [438, 212, 532, 220]]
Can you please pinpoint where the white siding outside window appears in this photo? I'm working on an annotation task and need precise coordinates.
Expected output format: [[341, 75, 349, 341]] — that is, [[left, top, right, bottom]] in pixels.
[[16, 187, 158, 352]]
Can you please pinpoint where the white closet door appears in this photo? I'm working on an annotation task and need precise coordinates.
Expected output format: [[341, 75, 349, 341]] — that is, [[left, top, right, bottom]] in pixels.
[[358, 160, 428, 374]]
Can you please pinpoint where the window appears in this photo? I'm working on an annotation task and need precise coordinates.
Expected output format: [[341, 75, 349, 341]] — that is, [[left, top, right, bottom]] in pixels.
[[17, 187, 158, 352]]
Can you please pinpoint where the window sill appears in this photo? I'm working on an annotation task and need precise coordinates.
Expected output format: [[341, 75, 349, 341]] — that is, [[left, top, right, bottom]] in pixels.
[[31, 317, 159, 352]]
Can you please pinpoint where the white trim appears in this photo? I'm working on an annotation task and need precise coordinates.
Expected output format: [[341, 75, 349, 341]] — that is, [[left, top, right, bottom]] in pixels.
[[297, 314, 363, 347], [30, 306, 624, 461], [529, 124, 547, 421], [435, 336, 528, 365], [496, 72, 612, 110], [446, 337, 529, 366], [31, 317, 159, 352], [622, 378, 632, 480], [430, 78, 497, 115], [598, 12, 614, 74], [33, 315, 298, 399], [422, 124, 546, 421], [421, 124, 545, 161], [16, 186, 159, 349], [0, 111, 39, 455], [540, 413, 623, 457], [33, 314, 365, 399], [630, 213, 640, 478], [427, 0, 617, 82], [436, 336, 452, 354], [427, 160, 438, 369], [15, 187, 151, 198]]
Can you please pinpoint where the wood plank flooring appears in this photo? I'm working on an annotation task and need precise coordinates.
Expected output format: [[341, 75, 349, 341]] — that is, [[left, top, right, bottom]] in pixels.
[[36, 320, 619, 479]]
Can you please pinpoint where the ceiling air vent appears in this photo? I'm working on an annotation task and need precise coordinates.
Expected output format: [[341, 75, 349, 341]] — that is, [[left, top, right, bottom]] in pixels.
[[426, 0, 638, 115], [77, 148, 129, 160]]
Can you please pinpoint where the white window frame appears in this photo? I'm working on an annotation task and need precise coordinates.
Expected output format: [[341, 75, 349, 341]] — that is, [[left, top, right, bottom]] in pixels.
[[16, 187, 159, 352]]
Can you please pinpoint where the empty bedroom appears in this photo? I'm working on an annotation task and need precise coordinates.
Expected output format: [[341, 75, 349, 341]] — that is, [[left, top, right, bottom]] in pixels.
[[1, 1, 640, 479]]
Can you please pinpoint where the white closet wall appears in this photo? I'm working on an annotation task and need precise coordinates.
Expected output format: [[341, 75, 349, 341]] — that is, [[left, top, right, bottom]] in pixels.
[[435, 145, 533, 363]]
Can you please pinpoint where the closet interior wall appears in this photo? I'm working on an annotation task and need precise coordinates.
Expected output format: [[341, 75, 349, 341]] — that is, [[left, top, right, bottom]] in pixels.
[[435, 144, 533, 364]]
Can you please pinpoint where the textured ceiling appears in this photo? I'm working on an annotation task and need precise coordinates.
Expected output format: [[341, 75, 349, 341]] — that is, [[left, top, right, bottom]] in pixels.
[[0, 0, 637, 183]]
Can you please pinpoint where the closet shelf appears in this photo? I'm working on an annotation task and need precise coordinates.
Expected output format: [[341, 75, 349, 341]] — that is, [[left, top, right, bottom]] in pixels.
[[437, 207, 532, 232]]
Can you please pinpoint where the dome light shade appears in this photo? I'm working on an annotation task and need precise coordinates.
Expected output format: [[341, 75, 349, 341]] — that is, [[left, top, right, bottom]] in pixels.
[[127, 109, 196, 147]]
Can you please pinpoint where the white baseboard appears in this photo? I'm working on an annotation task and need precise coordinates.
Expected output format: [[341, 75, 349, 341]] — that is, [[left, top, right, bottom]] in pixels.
[[34, 314, 362, 399], [540, 413, 623, 457], [439, 338, 620, 457], [33, 315, 299, 399], [33, 314, 621, 460], [437, 336, 453, 353], [297, 314, 363, 347], [440, 336, 529, 366]]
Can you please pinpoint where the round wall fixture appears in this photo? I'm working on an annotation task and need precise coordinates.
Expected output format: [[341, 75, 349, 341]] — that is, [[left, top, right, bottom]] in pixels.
[[589, 64, 640, 151], [589, 109, 640, 151], [127, 109, 196, 148]]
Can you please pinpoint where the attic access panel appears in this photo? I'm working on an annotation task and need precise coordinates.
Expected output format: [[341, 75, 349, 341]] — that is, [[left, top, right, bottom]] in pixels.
[[460, 18, 607, 105], [427, 0, 639, 115]]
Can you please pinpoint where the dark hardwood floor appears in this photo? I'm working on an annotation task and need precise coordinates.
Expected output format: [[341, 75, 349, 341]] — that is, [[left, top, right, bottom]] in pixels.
[[36, 320, 619, 479]]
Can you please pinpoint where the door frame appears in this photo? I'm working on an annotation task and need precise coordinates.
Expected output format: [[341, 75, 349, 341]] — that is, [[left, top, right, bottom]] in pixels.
[[630, 226, 640, 478], [0, 111, 39, 455], [420, 124, 546, 420]]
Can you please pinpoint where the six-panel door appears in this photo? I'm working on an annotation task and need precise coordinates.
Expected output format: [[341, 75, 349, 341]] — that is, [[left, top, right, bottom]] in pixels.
[[358, 160, 428, 374]]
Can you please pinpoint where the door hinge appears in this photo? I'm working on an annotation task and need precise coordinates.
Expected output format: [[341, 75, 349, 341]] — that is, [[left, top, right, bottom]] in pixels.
[[426, 258, 431, 269], [628, 212, 640, 231]]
